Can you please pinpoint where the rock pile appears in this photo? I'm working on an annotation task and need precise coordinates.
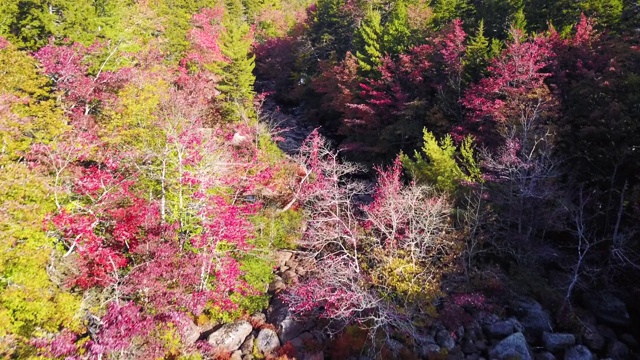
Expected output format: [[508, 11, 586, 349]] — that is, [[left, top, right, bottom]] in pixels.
[[193, 249, 638, 360]]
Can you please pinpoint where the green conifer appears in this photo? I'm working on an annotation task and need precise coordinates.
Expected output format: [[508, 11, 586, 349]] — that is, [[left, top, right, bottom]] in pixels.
[[464, 19, 490, 81], [382, 0, 411, 55], [217, 0, 256, 122], [354, 6, 382, 74]]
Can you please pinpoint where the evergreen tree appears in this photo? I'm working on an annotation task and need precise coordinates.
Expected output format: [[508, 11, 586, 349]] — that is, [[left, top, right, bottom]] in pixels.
[[401, 129, 480, 193], [310, 0, 355, 60], [217, 0, 256, 122], [381, 0, 411, 55], [432, 0, 473, 30], [509, 7, 528, 33], [0, 0, 114, 50], [150, 0, 218, 59], [464, 19, 490, 82], [354, 6, 382, 74], [473, 0, 523, 39]]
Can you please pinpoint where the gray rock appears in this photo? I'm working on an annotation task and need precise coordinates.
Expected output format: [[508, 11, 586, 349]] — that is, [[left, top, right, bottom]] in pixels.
[[489, 332, 532, 360], [282, 270, 297, 284], [607, 340, 630, 359], [208, 321, 253, 352], [274, 251, 293, 269], [230, 350, 243, 360], [239, 333, 255, 354], [586, 292, 632, 327], [564, 345, 595, 360], [475, 340, 488, 351], [242, 355, 254, 360], [535, 351, 556, 360], [512, 297, 553, 340], [542, 332, 576, 352], [423, 343, 441, 356], [274, 250, 293, 269], [437, 329, 456, 350], [268, 275, 286, 293], [256, 328, 280, 355], [582, 325, 605, 351], [466, 354, 480, 360], [461, 337, 476, 354], [182, 318, 201, 345], [486, 318, 524, 338], [277, 312, 314, 343], [250, 312, 266, 327]]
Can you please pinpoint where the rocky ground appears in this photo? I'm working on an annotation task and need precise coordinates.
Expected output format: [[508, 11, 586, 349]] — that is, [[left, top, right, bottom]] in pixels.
[[184, 250, 639, 359]]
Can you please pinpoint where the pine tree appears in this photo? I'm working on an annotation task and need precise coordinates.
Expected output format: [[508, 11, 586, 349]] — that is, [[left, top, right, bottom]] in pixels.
[[509, 7, 528, 33], [310, 0, 355, 60], [432, 0, 473, 30], [354, 6, 382, 74], [401, 129, 480, 193], [473, 0, 523, 39], [382, 0, 411, 56], [217, 0, 256, 122], [464, 19, 490, 82]]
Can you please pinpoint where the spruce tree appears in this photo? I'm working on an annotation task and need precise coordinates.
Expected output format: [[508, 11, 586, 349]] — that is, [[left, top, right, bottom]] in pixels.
[[381, 0, 411, 56], [464, 19, 490, 82], [432, 0, 473, 30], [310, 0, 354, 60], [217, 0, 256, 122], [354, 6, 382, 75], [509, 7, 528, 33]]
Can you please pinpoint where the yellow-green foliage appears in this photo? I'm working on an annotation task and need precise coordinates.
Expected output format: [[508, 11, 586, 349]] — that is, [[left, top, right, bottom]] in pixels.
[[251, 209, 302, 249], [401, 128, 480, 193], [0, 163, 82, 341], [101, 79, 167, 150], [0, 44, 67, 164], [369, 250, 442, 317], [258, 132, 286, 164], [0, 43, 80, 350]]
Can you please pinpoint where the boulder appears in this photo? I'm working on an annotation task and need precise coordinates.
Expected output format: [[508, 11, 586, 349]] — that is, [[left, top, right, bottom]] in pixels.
[[485, 318, 524, 339], [582, 325, 605, 351], [512, 297, 552, 340], [208, 321, 253, 352], [607, 340, 630, 359], [437, 329, 456, 350], [535, 351, 556, 360], [564, 345, 595, 360], [585, 292, 632, 327], [250, 312, 266, 327], [274, 251, 293, 269], [182, 318, 201, 345], [239, 333, 255, 354], [230, 350, 243, 360], [489, 332, 533, 360], [256, 328, 280, 355], [460, 337, 476, 354], [542, 332, 576, 352], [268, 275, 286, 293], [282, 270, 297, 284], [420, 343, 441, 358], [273, 309, 314, 343]]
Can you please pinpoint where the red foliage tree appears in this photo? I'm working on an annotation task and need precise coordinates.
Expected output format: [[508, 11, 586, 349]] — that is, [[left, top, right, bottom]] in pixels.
[[34, 40, 130, 127]]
